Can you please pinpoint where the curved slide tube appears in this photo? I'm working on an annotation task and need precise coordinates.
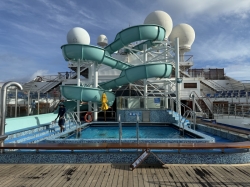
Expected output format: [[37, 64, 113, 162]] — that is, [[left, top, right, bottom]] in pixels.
[[60, 87, 115, 106], [61, 44, 132, 71], [60, 24, 170, 107], [104, 24, 165, 54], [100, 63, 172, 90], [61, 63, 172, 104], [61, 24, 166, 71]]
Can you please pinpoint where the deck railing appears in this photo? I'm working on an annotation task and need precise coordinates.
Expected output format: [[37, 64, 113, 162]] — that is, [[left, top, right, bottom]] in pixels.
[[0, 142, 250, 154]]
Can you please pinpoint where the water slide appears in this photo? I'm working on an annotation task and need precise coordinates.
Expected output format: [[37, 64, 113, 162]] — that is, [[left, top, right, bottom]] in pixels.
[[60, 24, 172, 107]]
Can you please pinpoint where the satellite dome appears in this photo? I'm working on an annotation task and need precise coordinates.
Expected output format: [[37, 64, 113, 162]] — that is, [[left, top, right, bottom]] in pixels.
[[144, 10, 173, 39], [169, 23, 195, 52], [67, 27, 90, 44], [97, 35, 108, 47]]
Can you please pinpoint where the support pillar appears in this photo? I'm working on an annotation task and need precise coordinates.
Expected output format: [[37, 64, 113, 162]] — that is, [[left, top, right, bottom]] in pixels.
[[175, 38, 181, 126], [88, 64, 93, 113], [143, 44, 147, 109], [93, 62, 98, 121], [77, 60, 81, 122], [15, 89, 18, 117], [164, 82, 168, 109], [37, 91, 40, 115], [27, 91, 30, 116], [0, 82, 23, 135]]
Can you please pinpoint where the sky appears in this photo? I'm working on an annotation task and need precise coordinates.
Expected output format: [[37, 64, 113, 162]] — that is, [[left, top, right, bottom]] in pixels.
[[1, 0, 250, 83]]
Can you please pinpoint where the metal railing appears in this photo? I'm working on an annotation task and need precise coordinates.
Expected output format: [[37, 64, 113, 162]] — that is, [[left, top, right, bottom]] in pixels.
[[213, 103, 250, 119], [117, 95, 197, 133]]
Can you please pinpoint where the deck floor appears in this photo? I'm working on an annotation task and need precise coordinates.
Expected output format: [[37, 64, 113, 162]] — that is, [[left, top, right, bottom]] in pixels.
[[0, 164, 249, 187]]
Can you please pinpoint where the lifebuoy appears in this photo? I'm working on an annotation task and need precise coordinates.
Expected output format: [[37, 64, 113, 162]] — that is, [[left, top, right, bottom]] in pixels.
[[84, 112, 93, 122]]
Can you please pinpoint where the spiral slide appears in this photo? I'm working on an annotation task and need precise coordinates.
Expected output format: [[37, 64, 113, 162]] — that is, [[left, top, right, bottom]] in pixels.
[[60, 24, 172, 107]]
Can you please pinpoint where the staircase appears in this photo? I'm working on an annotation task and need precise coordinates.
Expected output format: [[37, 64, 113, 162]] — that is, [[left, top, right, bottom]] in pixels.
[[22, 81, 35, 92], [37, 81, 62, 94], [5, 119, 78, 144], [166, 110, 194, 131], [201, 80, 228, 91]]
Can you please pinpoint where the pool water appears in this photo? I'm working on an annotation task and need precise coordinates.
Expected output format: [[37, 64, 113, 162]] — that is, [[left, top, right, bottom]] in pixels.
[[67, 126, 195, 139]]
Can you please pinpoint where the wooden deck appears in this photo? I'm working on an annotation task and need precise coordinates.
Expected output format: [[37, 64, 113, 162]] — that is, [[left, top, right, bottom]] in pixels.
[[0, 164, 249, 186]]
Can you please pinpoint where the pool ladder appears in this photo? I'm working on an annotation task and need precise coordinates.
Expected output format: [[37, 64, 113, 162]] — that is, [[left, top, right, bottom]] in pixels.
[[179, 110, 196, 137], [118, 114, 140, 151]]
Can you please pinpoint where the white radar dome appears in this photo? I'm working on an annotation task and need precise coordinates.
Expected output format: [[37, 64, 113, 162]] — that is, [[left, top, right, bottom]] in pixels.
[[97, 35, 108, 47], [67, 27, 90, 44], [169, 23, 195, 52], [144, 10, 173, 39]]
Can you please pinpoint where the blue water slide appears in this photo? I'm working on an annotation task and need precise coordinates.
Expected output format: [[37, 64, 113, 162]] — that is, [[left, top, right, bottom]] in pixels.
[[61, 24, 171, 106], [99, 63, 172, 90], [104, 24, 166, 54], [61, 87, 115, 106], [61, 44, 132, 71]]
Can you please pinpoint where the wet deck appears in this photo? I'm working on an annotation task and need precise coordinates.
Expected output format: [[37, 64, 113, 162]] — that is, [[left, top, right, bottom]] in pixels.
[[0, 164, 249, 187]]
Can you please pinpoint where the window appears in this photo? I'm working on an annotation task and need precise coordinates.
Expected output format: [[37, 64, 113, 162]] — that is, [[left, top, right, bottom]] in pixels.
[[184, 83, 197, 88]]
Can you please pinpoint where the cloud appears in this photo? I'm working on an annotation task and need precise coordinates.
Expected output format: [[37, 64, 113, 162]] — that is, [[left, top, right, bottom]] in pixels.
[[1, 0, 250, 82], [193, 33, 250, 62], [160, 0, 250, 19], [30, 70, 49, 81], [225, 63, 250, 80]]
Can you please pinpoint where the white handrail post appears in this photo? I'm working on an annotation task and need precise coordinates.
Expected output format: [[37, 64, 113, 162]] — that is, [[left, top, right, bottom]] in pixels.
[[143, 44, 148, 109], [77, 60, 81, 123], [93, 62, 98, 121], [175, 37, 181, 128]]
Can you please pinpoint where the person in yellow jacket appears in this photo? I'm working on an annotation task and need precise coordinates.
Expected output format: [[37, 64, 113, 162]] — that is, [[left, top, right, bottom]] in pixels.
[[101, 92, 109, 121]]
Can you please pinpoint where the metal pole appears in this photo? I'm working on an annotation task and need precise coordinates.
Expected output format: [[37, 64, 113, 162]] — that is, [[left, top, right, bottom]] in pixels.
[[37, 91, 40, 115], [192, 94, 196, 130], [93, 62, 98, 121], [0, 82, 23, 136], [234, 104, 236, 118], [77, 60, 81, 123], [136, 114, 139, 145], [88, 64, 92, 117], [175, 38, 180, 126], [143, 44, 147, 109], [27, 91, 30, 116], [119, 115, 122, 145], [246, 91, 249, 104], [46, 92, 48, 113], [164, 83, 168, 109], [15, 89, 18, 117]]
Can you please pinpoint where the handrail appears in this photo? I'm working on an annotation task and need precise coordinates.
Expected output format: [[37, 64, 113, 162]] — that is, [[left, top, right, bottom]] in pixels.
[[168, 95, 192, 112], [36, 75, 61, 93], [1, 142, 250, 151], [207, 80, 228, 91], [189, 91, 203, 113], [213, 103, 250, 119], [67, 112, 79, 132], [191, 90, 214, 118]]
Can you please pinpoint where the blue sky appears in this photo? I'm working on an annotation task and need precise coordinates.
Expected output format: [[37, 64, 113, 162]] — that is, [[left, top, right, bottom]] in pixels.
[[1, 0, 250, 83]]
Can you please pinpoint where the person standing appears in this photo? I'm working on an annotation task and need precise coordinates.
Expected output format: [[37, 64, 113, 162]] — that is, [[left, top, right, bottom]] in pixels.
[[66, 71, 69, 79], [30, 100, 36, 115], [55, 104, 66, 132]]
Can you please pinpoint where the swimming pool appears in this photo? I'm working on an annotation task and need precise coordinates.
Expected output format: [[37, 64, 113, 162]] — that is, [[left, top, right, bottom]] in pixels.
[[46, 123, 215, 144], [66, 125, 195, 139]]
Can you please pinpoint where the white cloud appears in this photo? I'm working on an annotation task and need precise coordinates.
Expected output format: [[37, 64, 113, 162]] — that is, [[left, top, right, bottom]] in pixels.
[[162, 0, 250, 19], [193, 32, 250, 63], [225, 63, 250, 80], [30, 70, 49, 81], [1, 0, 250, 82]]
